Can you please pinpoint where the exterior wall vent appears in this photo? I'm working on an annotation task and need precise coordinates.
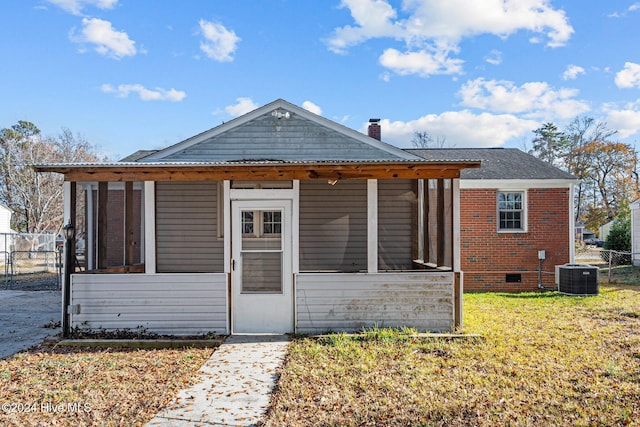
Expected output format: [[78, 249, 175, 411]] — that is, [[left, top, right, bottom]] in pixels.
[[505, 273, 521, 283]]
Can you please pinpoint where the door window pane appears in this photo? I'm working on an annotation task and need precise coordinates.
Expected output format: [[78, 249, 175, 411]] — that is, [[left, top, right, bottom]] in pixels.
[[263, 211, 282, 234], [241, 211, 254, 235], [241, 252, 282, 292]]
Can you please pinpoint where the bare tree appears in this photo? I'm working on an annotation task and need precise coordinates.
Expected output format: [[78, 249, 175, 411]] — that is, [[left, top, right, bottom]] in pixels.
[[412, 131, 448, 148], [564, 117, 617, 224], [0, 121, 102, 233]]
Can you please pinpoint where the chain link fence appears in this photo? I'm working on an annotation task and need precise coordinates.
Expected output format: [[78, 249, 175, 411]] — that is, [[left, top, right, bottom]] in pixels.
[[575, 247, 635, 285], [1, 232, 61, 290]]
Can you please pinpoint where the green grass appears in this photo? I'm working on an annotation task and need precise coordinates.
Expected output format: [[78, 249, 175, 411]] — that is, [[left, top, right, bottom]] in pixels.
[[264, 284, 640, 426]]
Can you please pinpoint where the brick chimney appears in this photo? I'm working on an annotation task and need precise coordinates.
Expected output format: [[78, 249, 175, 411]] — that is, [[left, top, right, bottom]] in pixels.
[[368, 118, 381, 141]]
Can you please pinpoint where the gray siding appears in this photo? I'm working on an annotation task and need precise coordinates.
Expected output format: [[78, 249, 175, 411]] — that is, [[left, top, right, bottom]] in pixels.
[[157, 113, 406, 162], [295, 272, 454, 333], [299, 180, 367, 272], [378, 180, 417, 270], [70, 273, 228, 335], [155, 182, 223, 273]]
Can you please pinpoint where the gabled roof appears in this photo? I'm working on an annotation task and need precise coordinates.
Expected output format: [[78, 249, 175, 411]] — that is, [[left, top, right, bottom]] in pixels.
[[35, 100, 482, 181], [407, 148, 577, 181], [140, 99, 418, 162]]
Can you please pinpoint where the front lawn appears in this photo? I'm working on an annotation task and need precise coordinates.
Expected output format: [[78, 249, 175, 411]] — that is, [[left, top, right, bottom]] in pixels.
[[264, 285, 640, 426], [0, 346, 213, 426]]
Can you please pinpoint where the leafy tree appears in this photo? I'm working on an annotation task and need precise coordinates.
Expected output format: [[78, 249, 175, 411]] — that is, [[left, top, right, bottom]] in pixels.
[[529, 122, 569, 167], [529, 117, 640, 234], [0, 121, 102, 233], [564, 117, 618, 225]]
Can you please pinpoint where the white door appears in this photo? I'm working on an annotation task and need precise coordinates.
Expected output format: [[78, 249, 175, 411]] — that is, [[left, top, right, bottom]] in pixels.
[[232, 199, 293, 333]]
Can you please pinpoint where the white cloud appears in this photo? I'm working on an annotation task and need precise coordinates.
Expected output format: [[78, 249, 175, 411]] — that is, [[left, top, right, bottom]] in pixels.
[[485, 49, 502, 65], [302, 101, 322, 115], [604, 101, 640, 138], [326, 0, 401, 54], [562, 64, 585, 80], [198, 20, 240, 62], [71, 18, 137, 59], [615, 62, 640, 89], [379, 47, 463, 76], [225, 97, 258, 117], [101, 84, 186, 101], [375, 110, 539, 148], [45, 0, 118, 15], [609, 3, 640, 18], [327, 0, 573, 77], [458, 78, 590, 120]]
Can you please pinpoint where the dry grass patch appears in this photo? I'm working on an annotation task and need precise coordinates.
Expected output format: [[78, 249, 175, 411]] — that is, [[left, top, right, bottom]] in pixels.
[[0, 345, 213, 426], [264, 285, 640, 426]]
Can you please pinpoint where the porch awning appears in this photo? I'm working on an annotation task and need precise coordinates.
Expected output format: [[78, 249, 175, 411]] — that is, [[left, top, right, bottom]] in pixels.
[[35, 159, 481, 182]]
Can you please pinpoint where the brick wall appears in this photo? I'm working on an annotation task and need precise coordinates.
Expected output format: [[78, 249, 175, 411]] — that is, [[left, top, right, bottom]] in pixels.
[[460, 187, 570, 292]]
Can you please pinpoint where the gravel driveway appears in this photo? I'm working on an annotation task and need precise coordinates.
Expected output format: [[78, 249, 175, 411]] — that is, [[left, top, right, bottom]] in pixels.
[[0, 290, 61, 359]]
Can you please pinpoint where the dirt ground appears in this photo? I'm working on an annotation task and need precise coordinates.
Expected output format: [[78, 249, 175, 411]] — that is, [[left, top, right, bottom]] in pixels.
[[0, 289, 61, 359]]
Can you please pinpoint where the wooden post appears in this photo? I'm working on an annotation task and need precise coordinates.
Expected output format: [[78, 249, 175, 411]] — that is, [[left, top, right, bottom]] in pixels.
[[454, 272, 462, 330], [423, 180, 430, 264], [437, 179, 445, 266], [125, 181, 134, 266], [98, 182, 108, 269]]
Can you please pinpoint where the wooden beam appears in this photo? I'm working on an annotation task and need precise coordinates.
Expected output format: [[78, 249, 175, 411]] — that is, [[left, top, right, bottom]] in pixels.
[[125, 181, 134, 266], [98, 182, 108, 269], [36, 162, 481, 183]]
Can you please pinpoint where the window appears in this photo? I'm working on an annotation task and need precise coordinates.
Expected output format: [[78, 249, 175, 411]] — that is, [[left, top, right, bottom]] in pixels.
[[263, 211, 282, 234], [498, 191, 525, 231], [242, 210, 282, 237]]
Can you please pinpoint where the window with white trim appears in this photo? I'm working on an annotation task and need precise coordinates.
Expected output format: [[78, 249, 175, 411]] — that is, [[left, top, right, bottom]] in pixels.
[[497, 191, 525, 231]]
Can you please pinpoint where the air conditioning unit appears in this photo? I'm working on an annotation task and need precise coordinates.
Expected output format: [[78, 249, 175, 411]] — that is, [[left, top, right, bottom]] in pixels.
[[557, 264, 599, 295]]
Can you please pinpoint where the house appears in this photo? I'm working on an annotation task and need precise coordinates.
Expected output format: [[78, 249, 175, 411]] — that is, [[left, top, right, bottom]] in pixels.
[[598, 220, 615, 243], [410, 148, 578, 292], [0, 204, 13, 255], [630, 199, 640, 266], [36, 99, 481, 335]]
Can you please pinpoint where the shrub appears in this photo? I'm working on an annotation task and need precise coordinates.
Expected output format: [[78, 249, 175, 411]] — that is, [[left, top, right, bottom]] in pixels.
[[602, 218, 632, 264]]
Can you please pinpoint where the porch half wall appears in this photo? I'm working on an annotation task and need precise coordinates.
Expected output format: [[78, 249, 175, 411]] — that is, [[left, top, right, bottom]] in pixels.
[[295, 272, 454, 334], [69, 273, 228, 335]]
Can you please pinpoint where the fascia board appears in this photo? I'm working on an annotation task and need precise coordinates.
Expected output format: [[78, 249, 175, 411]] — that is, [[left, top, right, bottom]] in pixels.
[[460, 179, 579, 189]]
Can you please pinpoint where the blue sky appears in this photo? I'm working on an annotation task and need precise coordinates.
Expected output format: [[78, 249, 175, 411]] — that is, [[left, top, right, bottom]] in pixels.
[[2, 0, 640, 159]]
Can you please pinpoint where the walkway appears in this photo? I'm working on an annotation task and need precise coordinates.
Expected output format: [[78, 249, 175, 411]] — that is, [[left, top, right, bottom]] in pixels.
[[0, 290, 60, 359], [146, 334, 290, 427]]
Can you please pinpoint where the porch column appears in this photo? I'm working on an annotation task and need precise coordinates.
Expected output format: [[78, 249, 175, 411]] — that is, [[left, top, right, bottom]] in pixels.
[[144, 181, 156, 274], [97, 182, 108, 269], [62, 181, 76, 337], [85, 185, 94, 270], [452, 178, 463, 329], [125, 181, 134, 266], [367, 179, 378, 273], [223, 180, 230, 274]]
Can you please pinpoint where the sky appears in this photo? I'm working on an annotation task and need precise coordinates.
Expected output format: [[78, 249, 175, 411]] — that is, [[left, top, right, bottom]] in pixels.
[[2, 0, 640, 159]]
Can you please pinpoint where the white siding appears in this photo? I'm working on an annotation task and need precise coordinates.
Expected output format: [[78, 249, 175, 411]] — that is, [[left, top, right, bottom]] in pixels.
[[633, 202, 640, 266], [295, 272, 453, 334], [70, 273, 228, 335]]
